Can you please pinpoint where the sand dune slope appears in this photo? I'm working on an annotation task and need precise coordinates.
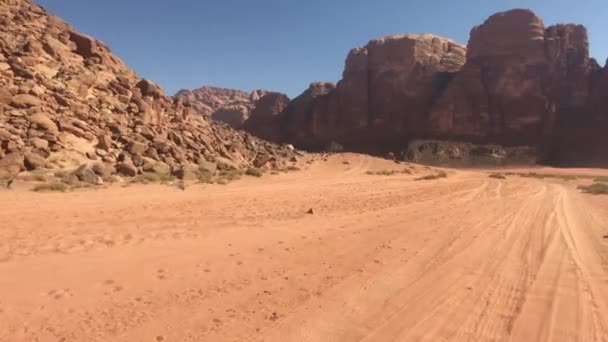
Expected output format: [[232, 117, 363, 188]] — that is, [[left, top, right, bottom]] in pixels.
[[1, 154, 608, 341]]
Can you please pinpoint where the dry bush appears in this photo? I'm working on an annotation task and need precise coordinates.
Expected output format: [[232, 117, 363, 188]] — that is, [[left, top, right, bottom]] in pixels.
[[578, 183, 608, 195], [32, 182, 69, 192], [415, 171, 448, 181]]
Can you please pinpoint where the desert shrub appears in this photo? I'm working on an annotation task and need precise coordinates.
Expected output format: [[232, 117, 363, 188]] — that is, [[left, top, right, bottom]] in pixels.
[[366, 169, 411, 176], [245, 167, 264, 178], [70, 183, 93, 190], [519, 172, 544, 179], [197, 170, 215, 184], [176, 181, 187, 190], [377, 170, 395, 176], [489, 173, 506, 179], [130, 172, 176, 184], [415, 171, 447, 181], [593, 176, 608, 183], [578, 182, 608, 195], [517, 172, 577, 181], [53, 170, 68, 178], [1, 175, 13, 188], [218, 169, 243, 181], [285, 166, 300, 172], [18, 173, 48, 182], [32, 182, 68, 192]]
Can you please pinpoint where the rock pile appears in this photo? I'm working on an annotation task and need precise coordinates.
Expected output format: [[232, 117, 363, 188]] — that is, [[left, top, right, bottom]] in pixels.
[[0, 0, 295, 180]]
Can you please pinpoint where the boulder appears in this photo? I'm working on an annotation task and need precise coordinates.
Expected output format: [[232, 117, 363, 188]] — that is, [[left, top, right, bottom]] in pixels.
[[91, 162, 114, 177], [30, 137, 49, 150], [215, 156, 239, 170], [198, 159, 217, 174], [172, 163, 199, 180], [30, 112, 58, 135], [73, 164, 98, 184], [24, 152, 47, 170], [128, 139, 148, 156], [116, 160, 138, 177], [135, 79, 165, 99], [142, 158, 171, 175], [0, 152, 24, 176], [252, 153, 271, 168], [11, 94, 41, 108], [97, 134, 113, 150]]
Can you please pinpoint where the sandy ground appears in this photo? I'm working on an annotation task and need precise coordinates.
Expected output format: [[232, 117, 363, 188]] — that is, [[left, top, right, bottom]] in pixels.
[[1, 153, 608, 342]]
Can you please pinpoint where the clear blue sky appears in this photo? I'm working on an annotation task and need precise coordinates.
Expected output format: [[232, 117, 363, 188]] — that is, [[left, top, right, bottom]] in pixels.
[[35, 0, 607, 98]]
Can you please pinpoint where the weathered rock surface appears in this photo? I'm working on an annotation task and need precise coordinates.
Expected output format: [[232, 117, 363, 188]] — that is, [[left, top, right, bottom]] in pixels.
[[175, 86, 275, 129], [243, 92, 290, 142], [280, 8, 607, 165], [282, 34, 466, 150], [430, 9, 603, 164], [0, 0, 295, 178]]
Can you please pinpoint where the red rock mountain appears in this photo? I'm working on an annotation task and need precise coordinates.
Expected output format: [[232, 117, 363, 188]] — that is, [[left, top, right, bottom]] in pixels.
[[273, 9, 607, 165], [281, 34, 466, 150], [174, 87, 274, 129], [0, 0, 294, 179]]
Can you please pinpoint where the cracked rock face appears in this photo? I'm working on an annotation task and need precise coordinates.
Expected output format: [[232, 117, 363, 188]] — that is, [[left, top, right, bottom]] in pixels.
[[0, 0, 294, 177]]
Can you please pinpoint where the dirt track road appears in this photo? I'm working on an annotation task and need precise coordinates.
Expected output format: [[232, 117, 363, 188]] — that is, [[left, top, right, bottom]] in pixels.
[[1, 154, 608, 341]]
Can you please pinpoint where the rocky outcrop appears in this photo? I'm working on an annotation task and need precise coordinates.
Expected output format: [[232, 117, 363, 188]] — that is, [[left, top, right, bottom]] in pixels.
[[174, 86, 272, 128], [429, 9, 603, 164], [430, 10, 548, 143], [243, 92, 290, 142], [282, 34, 466, 150], [281, 8, 607, 165], [429, 10, 597, 145], [0, 0, 294, 178]]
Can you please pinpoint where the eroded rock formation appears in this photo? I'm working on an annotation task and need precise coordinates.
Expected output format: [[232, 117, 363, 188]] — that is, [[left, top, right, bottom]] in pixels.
[[0, 0, 294, 179], [174, 86, 275, 129], [282, 34, 466, 150], [281, 9, 607, 165]]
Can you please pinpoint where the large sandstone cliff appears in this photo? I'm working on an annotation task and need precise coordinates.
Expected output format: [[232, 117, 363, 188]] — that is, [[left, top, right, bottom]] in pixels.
[[277, 9, 607, 165], [0, 0, 293, 179], [281, 34, 466, 150]]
